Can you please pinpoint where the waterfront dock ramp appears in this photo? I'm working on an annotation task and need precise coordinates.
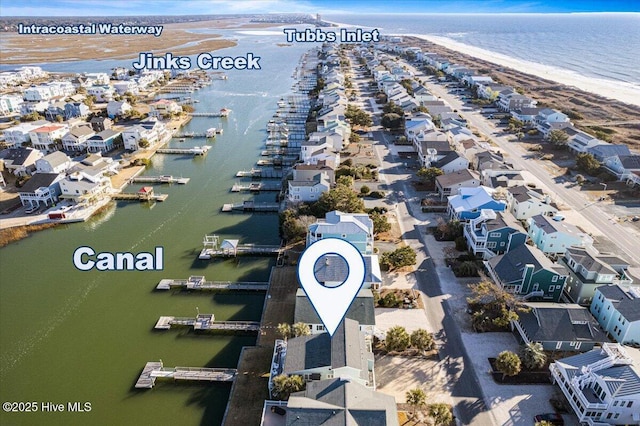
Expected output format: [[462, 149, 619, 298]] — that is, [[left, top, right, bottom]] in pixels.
[[135, 361, 236, 389], [221, 201, 280, 213], [199, 235, 282, 259], [154, 314, 260, 333], [156, 146, 210, 156], [156, 276, 268, 291], [130, 175, 190, 184]]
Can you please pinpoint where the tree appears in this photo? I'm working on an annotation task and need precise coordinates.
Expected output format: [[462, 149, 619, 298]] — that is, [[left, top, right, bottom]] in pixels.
[[380, 246, 417, 271], [370, 211, 391, 235], [345, 104, 372, 127], [385, 326, 411, 352], [271, 374, 305, 400], [467, 281, 522, 332], [428, 403, 453, 426], [576, 153, 601, 176], [291, 322, 311, 337], [277, 323, 291, 340], [535, 421, 554, 426], [383, 101, 404, 115], [381, 113, 403, 130], [405, 388, 426, 418], [521, 342, 547, 370], [84, 95, 96, 108], [138, 138, 150, 149], [507, 117, 524, 132], [410, 329, 435, 352], [311, 185, 364, 216], [417, 167, 444, 184], [495, 350, 522, 379], [549, 129, 569, 148], [360, 185, 370, 195]]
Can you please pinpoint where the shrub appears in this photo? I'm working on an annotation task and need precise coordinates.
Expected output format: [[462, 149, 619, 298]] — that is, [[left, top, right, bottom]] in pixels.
[[360, 185, 371, 195], [368, 190, 385, 199], [385, 326, 411, 352]]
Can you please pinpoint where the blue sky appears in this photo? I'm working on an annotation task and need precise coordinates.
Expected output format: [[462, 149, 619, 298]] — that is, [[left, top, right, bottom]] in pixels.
[[1, 0, 638, 16]]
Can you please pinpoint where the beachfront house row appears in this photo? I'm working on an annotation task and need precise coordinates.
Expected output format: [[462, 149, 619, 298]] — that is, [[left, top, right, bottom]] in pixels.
[[512, 302, 607, 352], [87, 129, 121, 153], [435, 169, 481, 200], [294, 288, 376, 335], [560, 246, 634, 306], [485, 244, 568, 302], [535, 108, 571, 138], [497, 92, 537, 112], [17, 172, 63, 209], [307, 210, 374, 255], [603, 154, 640, 187], [506, 185, 557, 220], [447, 186, 507, 221], [62, 125, 95, 152], [463, 210, 527, 260], [549, 344, 640, 426], [527, 214, 594, 256], [591, 285, 640, 345], [564, 127, 606, 154], [510, 107, 541, 123], [0, 147, 43, 176], [29, 124, 69, 153], [35, 151, 72, 174], [261, 378, 399, 426], [587, 144, 630, 163]]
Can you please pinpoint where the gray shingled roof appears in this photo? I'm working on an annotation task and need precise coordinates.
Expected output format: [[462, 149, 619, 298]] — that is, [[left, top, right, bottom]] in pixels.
[[518, 303, 607, 344], [313, 254, 381, 286], [488, 244, 566, 284], [435, 169, 479, 187], [596, 285, 640, 322], [294, 289, 375, 326], [18, 173, 60, 192]]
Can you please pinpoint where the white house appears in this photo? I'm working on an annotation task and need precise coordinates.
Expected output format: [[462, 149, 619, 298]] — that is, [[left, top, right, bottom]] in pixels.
[[591, 285, 640, 345], [106, 100, 132, 119], [433, 151, 470, 174], [62, 125, 95, 152], [23, 85, 54, 102], [1, 120, 49, 148], [535, 108, 571, 137], [0, 94, 23, 115], [287, 171, 331, 204], [550, 344, 640, 425], [86, 86, 114, 103], [148, 99, 182, 118], [59, 171, 112, 204], [29, 124, 68, 153], [35, 151, 72, 174], [122, 124, 158, 151], [527, 214, 593, 256], [506, 185, 557, 220]]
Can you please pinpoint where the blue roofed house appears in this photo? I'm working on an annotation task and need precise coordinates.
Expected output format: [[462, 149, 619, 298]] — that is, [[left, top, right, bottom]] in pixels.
[[591, 285, 640, 345], [447, 186, 507, 221], [463, 210, 527, 260], [527, 214, 594, 257], [512, 302, 607, 352], [587, 144, 631, 163], [307, 211, 374, 255], [603, 154, 640, 187], [549, 344, 640, 426], [560, 246, 634, 305], [486, 244, 568, 301], [64, 102, 90, 120]]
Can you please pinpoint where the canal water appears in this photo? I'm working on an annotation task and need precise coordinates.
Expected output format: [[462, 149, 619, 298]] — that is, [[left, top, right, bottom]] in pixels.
[[0, 29, 309, 425]]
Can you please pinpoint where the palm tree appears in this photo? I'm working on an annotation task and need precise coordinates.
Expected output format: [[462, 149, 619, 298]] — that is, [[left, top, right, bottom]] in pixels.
[[410, 329, 436, 353], [405, 388, 426, 418], [291, 322, 310, 337], [428, 403, 453, 425], [521, 342, 547, 370], [271, 374, 305, 400], [495, 350, 522, 379], [277, 323, 291, 341]]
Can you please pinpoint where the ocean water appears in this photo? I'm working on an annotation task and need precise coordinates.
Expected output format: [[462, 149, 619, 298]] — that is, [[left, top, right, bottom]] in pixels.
[[325, 13, 640, 84]]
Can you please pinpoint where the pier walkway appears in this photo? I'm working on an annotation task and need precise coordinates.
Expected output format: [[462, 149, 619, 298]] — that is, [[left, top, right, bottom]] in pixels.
[[235, 168, 283, 179], [199, 235, 282, 259], [130, 176, 190, 184], [111, 193, 168, 202], [231, 182, 282, 192], [156, 276, 268, 291], [157, 146, 210, 156], [221, 201, 280, 213], [154, 314, 260, 332], [135, 361, 236, 389]]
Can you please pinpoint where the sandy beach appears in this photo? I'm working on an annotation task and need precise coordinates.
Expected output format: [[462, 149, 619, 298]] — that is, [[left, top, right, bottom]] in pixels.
[[408, 34, 640, 108]]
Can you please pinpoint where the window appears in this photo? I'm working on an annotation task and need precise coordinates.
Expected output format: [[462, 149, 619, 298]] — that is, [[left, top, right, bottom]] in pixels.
[[552, 276, 559, 282], [316, 325, 325, 331], [487, 242, 497, 249], [556, 341, 562, 349], [628, 401, 633, 408], [489, 232, 501, 237], [500, 242, 505, 247], [549, 286, 555, 292]]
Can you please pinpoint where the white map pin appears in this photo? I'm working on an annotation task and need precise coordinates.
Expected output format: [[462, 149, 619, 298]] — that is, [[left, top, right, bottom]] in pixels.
[[297, 238, 366, 337]]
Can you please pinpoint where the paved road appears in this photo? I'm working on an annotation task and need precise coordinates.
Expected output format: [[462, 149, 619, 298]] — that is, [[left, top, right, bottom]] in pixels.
[[411, 68, 640, 265], [371, 126, 495, 425]]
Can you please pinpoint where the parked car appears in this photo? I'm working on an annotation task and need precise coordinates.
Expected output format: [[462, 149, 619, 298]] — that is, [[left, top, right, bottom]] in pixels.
[[534, 413, 564, 425]]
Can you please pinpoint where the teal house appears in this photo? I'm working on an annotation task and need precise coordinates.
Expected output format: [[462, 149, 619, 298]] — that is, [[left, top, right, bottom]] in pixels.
[[486, 244, 568, 301], [307, 210, 374, 254]]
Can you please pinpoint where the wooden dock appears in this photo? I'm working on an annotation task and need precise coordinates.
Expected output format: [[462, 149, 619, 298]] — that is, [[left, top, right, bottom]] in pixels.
[[157, 146, 210, 156], [231, 182, 282, 192], [199, 245, 281, 259], [112, 193, 168, 202], [221, 201, 280, 213], [131, 176, 190, 184], [156, 276, 268, 291], [154, 314, 261, 333], [235, 168, 283, 179], [135, 361, 236, 389]]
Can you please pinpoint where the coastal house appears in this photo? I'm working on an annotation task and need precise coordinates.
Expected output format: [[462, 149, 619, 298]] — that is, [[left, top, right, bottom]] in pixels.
[[290, 162, 335, 185], [435, 169, 481, 200], [564, 127, 607, 154], [485, 244, 568, 302], [59, 171, 112, 204], [64, 102, 90, 120], [0, 94, 23, 115], [506, 185, 557, 220], [264, 378, 398, 426], [404, 113, 434, 142], [86, 85, 114, 103], [106, 101, 132, 119], [603, 154, 640, 187], [549, 344, 640, 426], [414, 131, 452, 167], [89, 116, 113, 133], [590, 285, 640, 345], [510, 107, 541, 123], [45, 101, 66, 121], [447, 186, 507, 221], [23, 85, 54, 102], [587, 144, 630, 163], [463, 210, 527, 259], [512, 302, 607, 352], [300, 136, 333, 162], [148, 99, 182, 118], [35, 151, 72, 174], [307, 210, 374, 254], [20, 100, 49, 116], [87, 129, 121, 153], [17, 172, 63, 209], [535, 108, 571, 137], [527, 214, 594, 256], [312, 253, 382, 290], [83, 72, 110, 86], [62, 125, 95, 152], [0, 147, 43, 176], [278, 318, 374, 388], [498, 92, 537, 112], [433, 151, 470, 174], [482, 169, 525, 189], [477, 83, 511, 101], [287, 171, 331, 204], [113, 80, 139, 95], [29, 124, 68, 153], [122, 124, 160, 151], [560, 246, 633, 305], [1, 120, 49, 148], [294, 288, 376, 335]]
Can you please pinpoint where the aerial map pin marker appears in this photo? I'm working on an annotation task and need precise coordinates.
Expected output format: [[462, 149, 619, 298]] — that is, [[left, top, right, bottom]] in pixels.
[[297, 238, 366, 337]]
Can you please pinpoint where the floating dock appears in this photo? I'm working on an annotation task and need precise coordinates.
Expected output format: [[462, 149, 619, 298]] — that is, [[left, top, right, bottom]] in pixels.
[[231, 182, 282, 192], [154, 314, 260, 333], [135, 361, 236, 389], [221, 201, 280, 213], [130, 176, 190, 184], [111, 193, 168, 202], [156, 276, 268, 291], [157, 146, 210, 156]]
